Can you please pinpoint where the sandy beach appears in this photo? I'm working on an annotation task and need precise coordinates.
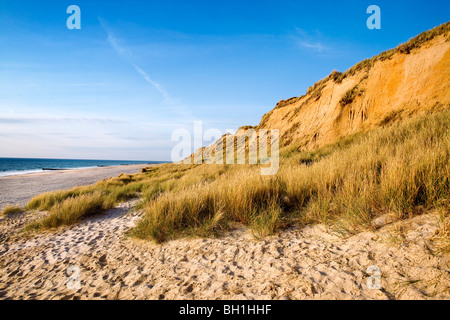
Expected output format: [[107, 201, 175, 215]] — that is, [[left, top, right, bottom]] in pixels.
[[0, 151, 448, 300], [0, 164, 153, 210], [0, 164, 449, 300], [0, 199, 448, 300], [1, 2, 448, 303]]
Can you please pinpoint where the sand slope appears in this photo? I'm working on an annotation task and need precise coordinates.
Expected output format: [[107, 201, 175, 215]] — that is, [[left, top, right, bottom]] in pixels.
[[0, 202, 448, 300]]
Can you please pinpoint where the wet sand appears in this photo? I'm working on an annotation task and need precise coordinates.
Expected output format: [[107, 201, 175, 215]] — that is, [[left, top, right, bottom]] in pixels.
[[0, 164, 153, 210]]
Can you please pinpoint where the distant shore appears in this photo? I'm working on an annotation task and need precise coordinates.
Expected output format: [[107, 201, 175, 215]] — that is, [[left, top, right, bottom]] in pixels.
[[0, 164, 155, 210]]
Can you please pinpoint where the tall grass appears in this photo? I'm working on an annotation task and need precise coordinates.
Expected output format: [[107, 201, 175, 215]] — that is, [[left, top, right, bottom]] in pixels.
[[131, 109, 449, 241], [25, 192, 109, 231], [1, 205, 24, 217], [23, 109, 450, 242]]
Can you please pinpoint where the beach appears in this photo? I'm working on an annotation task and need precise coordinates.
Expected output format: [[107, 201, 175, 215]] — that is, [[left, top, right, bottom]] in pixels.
[[1, 1, 448, 304], [0, 161, 449, 300], [0, 164, 153, 210], [0, 201, 448, 300], [0, 146, 448, 300]]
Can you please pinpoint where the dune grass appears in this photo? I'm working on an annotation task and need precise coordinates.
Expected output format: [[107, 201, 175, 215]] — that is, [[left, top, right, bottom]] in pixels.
[[131, 109, 449, 242], [335, 21, 450, 83], [23, 109, 450, 243], [339, 85, 363, 106], [1, 205, 24, 217], [25, 192, 109, 231]]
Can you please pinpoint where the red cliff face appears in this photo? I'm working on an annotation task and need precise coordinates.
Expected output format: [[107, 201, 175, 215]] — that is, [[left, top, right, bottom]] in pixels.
[[257, 22, 450, 150], [189, 22, 449, 162]]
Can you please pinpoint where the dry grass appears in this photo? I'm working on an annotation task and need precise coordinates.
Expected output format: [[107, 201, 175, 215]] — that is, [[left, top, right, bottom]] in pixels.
[[23, 109, 450, 243], [24, 192, 111, 231], [430, 207, 450, 255], [335, 21, 449, 83], [339, 85, 363, 106], [274, 97, 302, 110], [130, 108, 450, 242], [1, 205, 24, 217]]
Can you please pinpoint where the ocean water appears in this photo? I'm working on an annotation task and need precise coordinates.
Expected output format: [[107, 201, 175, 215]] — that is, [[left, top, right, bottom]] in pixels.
[[0, 158, 165, 177]]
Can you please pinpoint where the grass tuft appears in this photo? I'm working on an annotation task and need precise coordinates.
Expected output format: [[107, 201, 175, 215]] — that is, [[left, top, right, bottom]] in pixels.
[[1, 205, 24, 217], [339, 85, 364, 106], [24, 192, 110, 231]]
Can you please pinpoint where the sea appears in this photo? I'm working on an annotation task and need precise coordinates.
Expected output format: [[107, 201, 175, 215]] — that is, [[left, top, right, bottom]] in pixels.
[[0, 158, 166, 177]]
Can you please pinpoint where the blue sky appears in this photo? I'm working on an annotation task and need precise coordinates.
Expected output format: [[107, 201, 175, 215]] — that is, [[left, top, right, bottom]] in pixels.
[[0, 0, 448, 161]]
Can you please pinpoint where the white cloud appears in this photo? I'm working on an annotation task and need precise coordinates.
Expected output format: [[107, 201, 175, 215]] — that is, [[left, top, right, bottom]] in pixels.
[[295, 28, 329, 53], [129, 62, 171, 102], [98, 17, 172, 102], [299, 41, 325, 53]]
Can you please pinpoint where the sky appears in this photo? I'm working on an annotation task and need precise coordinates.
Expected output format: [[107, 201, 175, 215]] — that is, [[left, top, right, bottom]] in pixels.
[[0, 0, 449, 161]]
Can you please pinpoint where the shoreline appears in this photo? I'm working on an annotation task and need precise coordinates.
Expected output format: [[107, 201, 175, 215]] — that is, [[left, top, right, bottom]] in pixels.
[[0, 164, 157, 210], [0, 162, 162, 178]]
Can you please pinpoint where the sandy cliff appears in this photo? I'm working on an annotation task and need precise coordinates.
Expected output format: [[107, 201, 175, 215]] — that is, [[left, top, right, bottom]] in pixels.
[[191, 22, 449, 162], [259, 22, 450, 150]]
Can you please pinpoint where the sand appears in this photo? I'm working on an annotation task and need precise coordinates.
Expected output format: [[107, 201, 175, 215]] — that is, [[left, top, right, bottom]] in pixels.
[[0, 166, 448, 300], [0, 200, 448, 300], [0, 164, 152, 210]]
